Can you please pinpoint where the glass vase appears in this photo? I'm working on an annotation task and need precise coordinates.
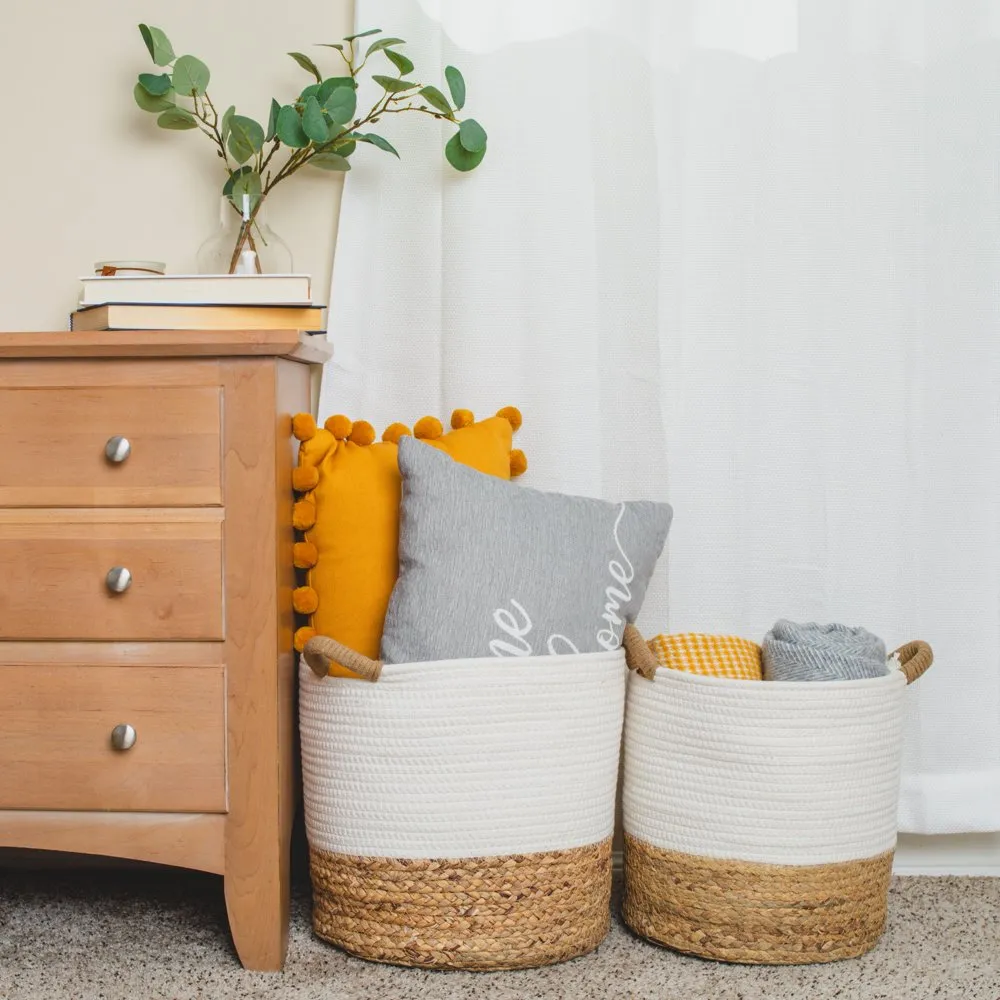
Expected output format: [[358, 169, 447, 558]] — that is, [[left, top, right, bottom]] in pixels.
[[196, 196, 293, 275]]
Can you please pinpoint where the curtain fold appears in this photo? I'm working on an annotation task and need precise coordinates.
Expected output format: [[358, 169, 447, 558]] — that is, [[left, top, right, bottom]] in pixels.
[[323, 0, 1000, 834]]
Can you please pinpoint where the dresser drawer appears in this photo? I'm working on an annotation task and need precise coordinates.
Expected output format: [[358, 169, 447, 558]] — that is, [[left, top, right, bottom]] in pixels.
[[0, 386, 221, 507], [0, 509, 223, 641], [0, 663, 225, 812]]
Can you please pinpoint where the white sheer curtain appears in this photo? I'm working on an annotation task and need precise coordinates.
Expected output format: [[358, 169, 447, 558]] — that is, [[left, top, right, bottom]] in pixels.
[[322, 0, 1000, 834]]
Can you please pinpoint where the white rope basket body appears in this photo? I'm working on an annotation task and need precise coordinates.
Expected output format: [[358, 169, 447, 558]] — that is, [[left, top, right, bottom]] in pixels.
[[300, 648, 626, 860], [623, 668, 909, 865]]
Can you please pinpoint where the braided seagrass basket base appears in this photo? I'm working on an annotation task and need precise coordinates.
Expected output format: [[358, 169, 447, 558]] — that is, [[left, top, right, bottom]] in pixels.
[[623, 834, 893, 965], [310, 839, 612, 970]]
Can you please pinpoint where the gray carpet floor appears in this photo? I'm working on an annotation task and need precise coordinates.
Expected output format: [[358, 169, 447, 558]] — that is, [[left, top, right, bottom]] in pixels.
[[0, 868, 998, 999]]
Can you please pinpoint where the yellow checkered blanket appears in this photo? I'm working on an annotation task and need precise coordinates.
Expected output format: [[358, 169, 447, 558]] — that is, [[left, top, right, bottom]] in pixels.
[[648, 632, 762, 681]]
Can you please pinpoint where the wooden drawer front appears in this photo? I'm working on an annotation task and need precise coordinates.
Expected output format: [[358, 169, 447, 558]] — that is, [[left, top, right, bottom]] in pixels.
[[0, 664, 225, 812], [0, 510, 223, 641], [0, 386, 221, 507]]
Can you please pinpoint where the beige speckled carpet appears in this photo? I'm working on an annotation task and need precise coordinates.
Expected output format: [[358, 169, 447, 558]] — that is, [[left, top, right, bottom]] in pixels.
[[0, 868, 998, 999]]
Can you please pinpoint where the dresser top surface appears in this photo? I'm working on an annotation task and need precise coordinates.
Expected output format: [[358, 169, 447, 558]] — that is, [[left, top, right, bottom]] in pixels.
[[0, 329, 332, 364]]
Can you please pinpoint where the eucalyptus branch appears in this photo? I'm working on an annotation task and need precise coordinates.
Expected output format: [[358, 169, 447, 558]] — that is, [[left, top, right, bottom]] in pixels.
[[184, 86, 230, 171], [134, 22, 487, 272], [203, 91, 219, 126], [384, 105, 456, 122], [264, 146, 312, 192], [259, 140, 281, 176]]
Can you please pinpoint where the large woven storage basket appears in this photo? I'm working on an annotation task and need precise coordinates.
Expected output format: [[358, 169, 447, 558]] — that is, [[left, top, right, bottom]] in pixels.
[[621, 637, 933, 965], [299, 636, 626, 970]]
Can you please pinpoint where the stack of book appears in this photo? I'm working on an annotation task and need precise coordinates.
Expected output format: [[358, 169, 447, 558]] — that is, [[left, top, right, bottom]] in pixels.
[[70, 274, 325, 333]]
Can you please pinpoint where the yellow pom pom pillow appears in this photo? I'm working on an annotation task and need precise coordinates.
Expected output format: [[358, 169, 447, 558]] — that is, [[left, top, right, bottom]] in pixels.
[[291, 407, 526, 676]]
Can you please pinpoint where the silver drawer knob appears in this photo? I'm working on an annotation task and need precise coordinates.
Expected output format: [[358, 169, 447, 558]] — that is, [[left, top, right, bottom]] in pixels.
[[104, 436, 131, 463], [106, 566, 132, 593], [110, 723, 137, 751]]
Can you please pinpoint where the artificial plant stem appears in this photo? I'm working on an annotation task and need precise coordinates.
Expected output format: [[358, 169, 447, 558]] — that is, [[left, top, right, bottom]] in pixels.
[[264, 147, 311, 193], [227, 204, 263, 273], [384, 105, 457, 122], [189, 88, 230, 171], [260, 141, 280, 176]]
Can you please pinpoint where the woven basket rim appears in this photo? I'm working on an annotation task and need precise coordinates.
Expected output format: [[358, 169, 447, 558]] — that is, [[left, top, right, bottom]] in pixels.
[[303, 646, 625, 677], [636, 664, 908, 692]]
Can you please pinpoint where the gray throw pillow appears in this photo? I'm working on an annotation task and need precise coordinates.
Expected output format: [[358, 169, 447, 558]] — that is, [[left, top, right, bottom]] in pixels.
[[380, 436, 673, 664]]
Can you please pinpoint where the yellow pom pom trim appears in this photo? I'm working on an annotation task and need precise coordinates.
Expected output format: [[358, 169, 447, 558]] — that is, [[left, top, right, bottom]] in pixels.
[[293, 586, 319, 615], [451, 408, 475, 429], [414, 415, 444, 440], [325, 414, 353, 440], [292, 466, 319, 493], [292, 499, 316, 531], [382, 422, 411, 445], [293, 541, 318, 569], [496, 406, 523, 432], [510, 449, 528, 477], [292, 413, 317, 441], [350, 420, 376, 446], [294, 626, 316, 653]]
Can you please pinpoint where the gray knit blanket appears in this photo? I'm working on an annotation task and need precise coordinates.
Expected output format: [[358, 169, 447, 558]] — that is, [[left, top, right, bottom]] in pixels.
[[761, 620, 888, 682]]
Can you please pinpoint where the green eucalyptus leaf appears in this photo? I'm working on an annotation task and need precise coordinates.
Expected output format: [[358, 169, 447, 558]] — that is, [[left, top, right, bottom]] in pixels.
[[310, 152, 351, 171], [138, 72, 172, 96], [172, 54, 210, 96], [319, 42, 344, 51], [265, 98, 280, 142], [419, 85, 451, 115], [139, 24, 175, 66], [276, 104, 309, 148], [344, 27, 381, 41], [221, 105, 235, 142], [157, 107, 198, 130], [318, 76, 356, 102], [134, 82, 174, 113], [227, 114, 264, 163], [445, 130, 486, 171], [288, 51, 322, 82], [321, 85, 356, 124], [384, 49, 414, 76], [298, 83, 321, 103], [301, 96, 329, 143], [330, 137, 356, 157], [366, 36, 405, 55], [222, 164, 251, 198], [354, 132, 399, 158], [229, 168, 262, 209], [444, 66, 466, 110], [372, 75, 417, 93], [458, 118, 487, 153]]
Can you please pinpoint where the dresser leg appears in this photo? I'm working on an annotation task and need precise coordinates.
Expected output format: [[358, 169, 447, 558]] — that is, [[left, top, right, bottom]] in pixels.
[[224, 853, 290, 971], [220, 358, 303, 971]]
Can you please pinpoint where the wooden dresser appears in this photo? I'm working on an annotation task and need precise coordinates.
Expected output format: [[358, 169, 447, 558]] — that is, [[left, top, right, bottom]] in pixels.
[[0, 329, 331, 971]]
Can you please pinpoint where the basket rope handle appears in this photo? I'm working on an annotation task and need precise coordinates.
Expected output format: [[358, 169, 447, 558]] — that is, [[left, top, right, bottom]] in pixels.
[[623, 623, 659, 680], [302, 635, 383, 682], [890, 640, 933, 685]]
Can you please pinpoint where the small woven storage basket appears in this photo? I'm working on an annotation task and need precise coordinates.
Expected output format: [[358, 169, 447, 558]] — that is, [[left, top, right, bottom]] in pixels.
[[299, 635, 626, 970], [621, 634, 933, 965]]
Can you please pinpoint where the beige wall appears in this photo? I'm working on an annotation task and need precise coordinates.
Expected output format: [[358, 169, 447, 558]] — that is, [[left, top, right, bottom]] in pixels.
[[0, 0, 354, 331]]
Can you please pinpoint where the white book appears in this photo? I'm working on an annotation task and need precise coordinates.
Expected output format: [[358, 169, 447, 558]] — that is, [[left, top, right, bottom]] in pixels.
[[79, 273, 314, 307]]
